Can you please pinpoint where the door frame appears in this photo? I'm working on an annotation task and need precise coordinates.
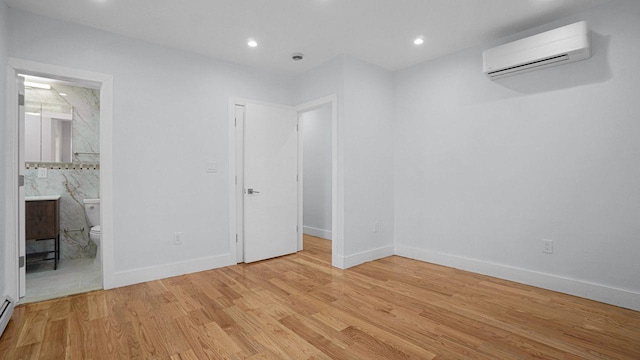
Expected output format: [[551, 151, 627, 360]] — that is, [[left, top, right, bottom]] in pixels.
[[228, 95, 342, 267], [5, 58, 115, 301]]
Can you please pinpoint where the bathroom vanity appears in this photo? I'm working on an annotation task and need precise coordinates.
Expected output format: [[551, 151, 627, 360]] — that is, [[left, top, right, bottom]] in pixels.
[[25, 195, 61, 270]]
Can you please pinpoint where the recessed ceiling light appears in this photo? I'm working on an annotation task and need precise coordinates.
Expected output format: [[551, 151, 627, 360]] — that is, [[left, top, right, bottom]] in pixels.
[[24, 81, 51, 90], [247, 39, 258, 48], [59, 93, 68, 97], [414, 37, 425, 45]]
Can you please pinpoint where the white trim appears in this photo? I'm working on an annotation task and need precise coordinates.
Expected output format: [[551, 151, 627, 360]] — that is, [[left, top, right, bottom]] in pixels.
[[231, 97, 294, 110], [228, 99, 238, 264], [5, 67, 19, 300], [229, 97, 298, 264], [295, 95, 342, 268], [234, 105, 245, 263], [295, 95, 337, 113], [297, 112, 304, 251], [395, 245, 640, 312], [303, 226, 332, 240], [229, 95, 342, 268], [112, 254, 233, 288], [4, 59, 115, 302], [338, 245, 395, 269], [99, 76, 115, 290]]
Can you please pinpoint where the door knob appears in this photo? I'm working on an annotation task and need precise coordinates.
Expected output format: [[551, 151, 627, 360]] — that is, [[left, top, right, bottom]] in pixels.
[[246, 188, 260, 194]]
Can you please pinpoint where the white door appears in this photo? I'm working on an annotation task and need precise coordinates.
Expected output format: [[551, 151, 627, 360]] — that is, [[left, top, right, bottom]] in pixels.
[[18, 76, 26, 298], [243, 103, 298, 263]]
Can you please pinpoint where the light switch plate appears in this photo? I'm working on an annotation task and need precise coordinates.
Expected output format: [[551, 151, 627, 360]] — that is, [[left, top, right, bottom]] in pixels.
[[206, 161, 217, 173], [37, 167, 47, 178]]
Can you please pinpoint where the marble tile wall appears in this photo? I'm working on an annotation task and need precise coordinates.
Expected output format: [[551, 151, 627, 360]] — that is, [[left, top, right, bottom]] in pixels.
[[55, 84, 100, 162], [25, 84, 100, 260], [25, 168, 100, 259]]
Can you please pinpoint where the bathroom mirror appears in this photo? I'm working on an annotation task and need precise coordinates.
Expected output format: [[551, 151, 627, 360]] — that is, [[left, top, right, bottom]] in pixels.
[[24, 94, 74, 163]]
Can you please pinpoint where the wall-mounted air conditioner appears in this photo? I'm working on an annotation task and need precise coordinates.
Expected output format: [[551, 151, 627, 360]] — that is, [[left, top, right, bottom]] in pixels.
[[483, 21, 590, 80]]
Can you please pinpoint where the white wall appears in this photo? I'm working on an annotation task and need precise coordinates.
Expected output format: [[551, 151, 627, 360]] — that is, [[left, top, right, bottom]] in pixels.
[[341, 57, 395, 264], [302, 104, 332, 239], [0, 0, 8, 298], [294, 56, 346, 265], [8, 9, 295, 286], [294, 55, 395, 268], [394, 0, 640, 310], [8, 1, 634, 311]]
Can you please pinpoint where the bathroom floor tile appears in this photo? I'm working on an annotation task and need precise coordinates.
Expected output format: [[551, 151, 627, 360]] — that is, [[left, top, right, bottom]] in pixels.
[[22, 257, 102, 304]]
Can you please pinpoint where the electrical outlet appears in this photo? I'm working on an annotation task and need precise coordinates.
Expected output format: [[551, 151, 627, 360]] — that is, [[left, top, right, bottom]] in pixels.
[[37, 167, 47, 178], [542, 239, 553, 254], [174, 232, 183, 245], [373, 221, 380, 233], [205, 161, 217, 173]]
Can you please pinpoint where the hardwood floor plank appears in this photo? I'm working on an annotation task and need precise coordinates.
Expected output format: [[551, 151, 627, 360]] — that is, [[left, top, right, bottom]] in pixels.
[[13, 343, 41, 360], [132, 315, 171, 359], [2, 234, 639, 359], [279, 315, 356, 360], [44, 298, 70, 322], [0, 306, 26, 358], [87, 292, 108, 321], [16, 310, 48, 347], [111, 321, 143, 360], [170, 349, 200, 360], [151, 314, 192, 357], [174, 315, 231, 359], [38, 319, 67, 360]]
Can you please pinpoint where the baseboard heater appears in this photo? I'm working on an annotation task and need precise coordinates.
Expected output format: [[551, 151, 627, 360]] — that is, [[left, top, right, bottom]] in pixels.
[[0, 296, 15, 338]]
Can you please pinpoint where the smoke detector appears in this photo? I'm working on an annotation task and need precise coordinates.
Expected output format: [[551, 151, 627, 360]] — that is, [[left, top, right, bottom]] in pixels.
[[291, 53, 304, 61]]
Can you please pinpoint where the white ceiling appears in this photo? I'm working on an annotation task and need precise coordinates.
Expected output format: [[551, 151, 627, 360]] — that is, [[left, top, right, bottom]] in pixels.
[[6, 0, 611, 75]]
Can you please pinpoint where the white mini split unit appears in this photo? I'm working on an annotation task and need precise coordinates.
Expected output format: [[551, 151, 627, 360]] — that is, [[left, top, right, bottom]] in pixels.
[[483, 21, 591, 80]]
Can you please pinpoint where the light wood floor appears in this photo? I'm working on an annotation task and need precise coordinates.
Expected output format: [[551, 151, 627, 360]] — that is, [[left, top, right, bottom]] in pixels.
[[1, 235, 639, 359]]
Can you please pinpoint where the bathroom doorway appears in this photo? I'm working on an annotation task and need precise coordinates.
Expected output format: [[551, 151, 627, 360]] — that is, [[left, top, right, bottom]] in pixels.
[[4, 59, 114, 305], [19, 74, 103, 303]]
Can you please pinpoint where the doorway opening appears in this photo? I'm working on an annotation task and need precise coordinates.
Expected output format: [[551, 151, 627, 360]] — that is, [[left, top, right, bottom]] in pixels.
[[229, 95, 340, 267], [299, 103, 333, 263], [5, 58, 114, 304], [20, 74, 102, 303]]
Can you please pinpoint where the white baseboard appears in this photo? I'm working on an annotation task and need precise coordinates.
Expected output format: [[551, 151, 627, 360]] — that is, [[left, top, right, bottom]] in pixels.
[[337, 245, 395, 269], [395, 245, 640, 312], [112, 254, 233, 288], [303, 226, 332, 240]]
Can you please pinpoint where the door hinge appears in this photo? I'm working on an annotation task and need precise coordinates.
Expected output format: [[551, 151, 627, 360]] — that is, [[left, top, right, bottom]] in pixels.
[[236, 234, 238, 243], [296, 225, 299, 233], [235, 118, 237, 127], [19, 256, 25, 268], [296, 124, 299, 131], [296, 174, 298, 182], [18, 94, 25, 106], [18, 175, 24, 187], [235, 175, 237, 185]]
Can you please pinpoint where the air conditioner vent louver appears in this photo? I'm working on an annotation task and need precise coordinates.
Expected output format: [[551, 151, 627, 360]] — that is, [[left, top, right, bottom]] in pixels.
[[483, 21, 590, 80]]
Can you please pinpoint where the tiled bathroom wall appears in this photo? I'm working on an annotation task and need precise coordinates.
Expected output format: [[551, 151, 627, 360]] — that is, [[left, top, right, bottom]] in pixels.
[[25, 84, 100, 260]]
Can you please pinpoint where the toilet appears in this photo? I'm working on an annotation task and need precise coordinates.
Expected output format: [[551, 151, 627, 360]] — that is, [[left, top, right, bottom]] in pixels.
[[83, 199, 101, 266]]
